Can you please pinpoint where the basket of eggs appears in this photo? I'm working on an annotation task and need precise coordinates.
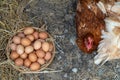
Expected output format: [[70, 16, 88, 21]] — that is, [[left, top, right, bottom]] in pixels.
[[6, 27, 55, 73]]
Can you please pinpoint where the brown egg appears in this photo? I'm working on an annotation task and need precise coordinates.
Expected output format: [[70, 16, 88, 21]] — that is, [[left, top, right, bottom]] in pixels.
[[25, 46, 34, 54], [42, 42, 50, 52], [15, 58, 23, 66], [16, 45, 24, 54], [26, 35, 34, 41], [37, 58, 45, 65], [10, 51, 19, 60], [20, 53, 27, 59], [39, 32, 48, 39], [17, 32, 25, 38], [12, 36, 21, 44], [10, 43, 17, 51], [36, 50, 45, 58], [30, 62, 40, 71], [24, 59, 31, 67], [33, 40, 41, 50], [21, 37, 31, 46], [44, 52, 52, 61], [49, 42, 54, 52], [33, 31, 39, 40], [24, 27, 34, 35], [28, 52, 37, 62]]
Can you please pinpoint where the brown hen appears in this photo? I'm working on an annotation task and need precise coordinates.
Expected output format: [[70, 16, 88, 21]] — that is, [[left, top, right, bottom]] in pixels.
[[76, 0, 105, 53]]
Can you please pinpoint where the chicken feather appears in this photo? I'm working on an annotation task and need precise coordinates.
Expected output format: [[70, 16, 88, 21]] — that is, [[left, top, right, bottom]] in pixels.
[[94, 1, 120, 65]]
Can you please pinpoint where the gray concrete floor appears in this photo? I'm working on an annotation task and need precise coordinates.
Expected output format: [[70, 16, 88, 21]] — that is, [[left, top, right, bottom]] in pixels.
[[25, 0, 120, 80]]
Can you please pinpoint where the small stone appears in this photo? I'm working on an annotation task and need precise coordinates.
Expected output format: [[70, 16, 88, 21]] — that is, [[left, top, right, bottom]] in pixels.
[[70, 36, 76, 45], [58, 56, 62, 60], [64, 73, 68, 78], [117, 68, 120, 72], [72, 68, 78, 73]]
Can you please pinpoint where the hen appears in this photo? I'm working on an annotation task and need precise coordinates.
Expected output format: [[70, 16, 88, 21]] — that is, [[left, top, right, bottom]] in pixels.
[[94, 1, 120, 65], [76, 0, 105, 53]]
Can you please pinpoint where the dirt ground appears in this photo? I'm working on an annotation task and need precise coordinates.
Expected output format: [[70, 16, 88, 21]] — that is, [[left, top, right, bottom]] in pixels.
[[29, 0, 120, 80], [1, 0, 120, 80]]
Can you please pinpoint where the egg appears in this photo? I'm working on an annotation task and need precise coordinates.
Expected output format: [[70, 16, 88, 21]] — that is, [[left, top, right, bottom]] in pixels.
[[10, 43, 17, 51], [33, 31, 39, 40], [21, 37, 31, 46], [49, 42, 54, 52], [24, 27, 34, 35], [12, 36, 21, 44], [44, 52, 52, 61], [33, 40, 41, 50], [17, 32, 25, 37], [36, 50, 45, 58], [25, 46, 34, 54], [16, 45, 24, 54], [10, 51, 19, 60], [26, 35, 34, 41], [39, 32, 48, 39], [28, 52, 37, 62], [24, 59, 31, 67], [37, 58, 45, 65], [15, 58, 23, 66], [42, 42, 50, 52], [20, 53, 27, 59], [30, 62, 40, 71]]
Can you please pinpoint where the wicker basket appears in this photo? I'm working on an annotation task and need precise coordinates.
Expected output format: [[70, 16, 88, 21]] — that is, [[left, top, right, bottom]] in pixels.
[[6, 27, 55, 73]]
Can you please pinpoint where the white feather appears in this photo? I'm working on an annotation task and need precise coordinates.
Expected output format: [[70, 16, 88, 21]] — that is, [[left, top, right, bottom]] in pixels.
[[111, 2, 120, 14], [94, 1, 120, 65], [94, 52, 108, 65], [97, 1, 107, 14], [105, 18, 120, 33]]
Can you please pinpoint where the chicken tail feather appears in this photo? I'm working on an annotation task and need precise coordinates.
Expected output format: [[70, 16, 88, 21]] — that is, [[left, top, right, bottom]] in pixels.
[[94, 53, 109, 65]]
